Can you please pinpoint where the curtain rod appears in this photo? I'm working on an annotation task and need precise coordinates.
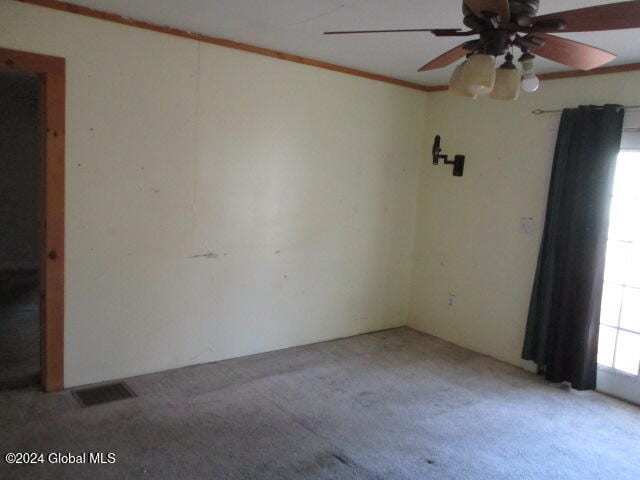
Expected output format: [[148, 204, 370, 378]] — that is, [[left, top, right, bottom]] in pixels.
[[532, 105, 640, 115]]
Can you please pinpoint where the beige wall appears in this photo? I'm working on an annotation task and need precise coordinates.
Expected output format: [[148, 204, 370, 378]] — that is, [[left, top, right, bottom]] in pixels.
[[0, 0, 427, 387], [410, 71, 640, 366], [4, 0, 640, 387]]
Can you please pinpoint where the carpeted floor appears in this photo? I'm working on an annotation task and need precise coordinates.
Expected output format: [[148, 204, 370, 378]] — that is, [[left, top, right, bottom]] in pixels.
[[1, 327, 639, 479]]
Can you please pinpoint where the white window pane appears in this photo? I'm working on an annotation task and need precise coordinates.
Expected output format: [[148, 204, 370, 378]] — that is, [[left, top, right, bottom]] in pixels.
[[627, 245, 640, 288], [613, 331, 640, 376], [613, 153, 640, 200], [600, 283, 623, 327], [611, 197, 640, 241], [620, 287, 640, 333], [598, 325, 618, 368], [604, 241, 629, 285]]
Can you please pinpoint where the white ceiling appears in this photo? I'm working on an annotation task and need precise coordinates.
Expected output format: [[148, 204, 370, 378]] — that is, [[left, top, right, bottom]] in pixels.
[[66, 0, 640, 85]]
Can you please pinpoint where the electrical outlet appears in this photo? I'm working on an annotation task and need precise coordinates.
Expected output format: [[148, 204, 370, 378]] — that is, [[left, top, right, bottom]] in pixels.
[[447, 293, 456, 308], [518, 217, 535, 235]]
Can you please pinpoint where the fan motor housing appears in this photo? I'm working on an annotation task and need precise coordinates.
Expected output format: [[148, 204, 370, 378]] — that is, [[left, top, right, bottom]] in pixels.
[[479, 30, 516, 56], [510, 0, 540, 17], [463, 0, 540, 28]]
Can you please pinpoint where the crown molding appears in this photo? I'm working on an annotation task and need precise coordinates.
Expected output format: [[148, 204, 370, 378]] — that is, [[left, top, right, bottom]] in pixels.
[[15, 0, 431, 92], [425, 62, 640, 92], [14, 1, 640, 95]]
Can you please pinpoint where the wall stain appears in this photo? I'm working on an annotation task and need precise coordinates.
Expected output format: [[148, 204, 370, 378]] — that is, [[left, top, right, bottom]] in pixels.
[[189, 251, 219, 260]]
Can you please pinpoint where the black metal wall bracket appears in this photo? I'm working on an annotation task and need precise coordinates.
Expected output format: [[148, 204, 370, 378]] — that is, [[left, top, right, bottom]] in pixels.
[[432, 135, 465, 177]]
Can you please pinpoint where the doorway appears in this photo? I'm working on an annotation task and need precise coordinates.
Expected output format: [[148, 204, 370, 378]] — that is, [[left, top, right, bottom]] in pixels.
[[0, 71, 41, 389], [0, 48, 65, 392], [597, 116, 640, 405]]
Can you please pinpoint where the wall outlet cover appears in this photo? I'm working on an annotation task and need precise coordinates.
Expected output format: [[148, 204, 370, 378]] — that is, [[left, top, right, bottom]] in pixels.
[[518, 217, 535, 235]]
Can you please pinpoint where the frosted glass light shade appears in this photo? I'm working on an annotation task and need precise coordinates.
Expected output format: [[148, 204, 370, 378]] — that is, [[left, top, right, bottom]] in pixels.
[[522, 75, 540, 93], [519, 53, 540, 93], [490, 67, 521, 101], [449, 62, 476, 98], [463, 54, 495, 96]]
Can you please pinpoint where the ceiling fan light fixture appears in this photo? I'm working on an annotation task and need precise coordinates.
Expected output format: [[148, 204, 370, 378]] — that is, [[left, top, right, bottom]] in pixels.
[[449, 61, 477, 99], [328, 1, 636, 100], [519, 52, 540, 93], [490, 53, 521, 101], [463, 53, 496, 96]]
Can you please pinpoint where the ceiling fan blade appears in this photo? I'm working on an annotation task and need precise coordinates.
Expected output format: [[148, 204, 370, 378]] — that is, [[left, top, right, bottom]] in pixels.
[[534, 0, 640, 33], [522, 19, 570, 34], [464, 0, 510, 21], [324, 28, 459, 35], [418, 43, 469, 72], [529, 34, 617, 70]]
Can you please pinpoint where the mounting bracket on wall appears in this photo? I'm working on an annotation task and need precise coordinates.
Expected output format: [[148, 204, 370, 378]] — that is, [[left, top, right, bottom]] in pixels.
[[432, 135, 465, 177]]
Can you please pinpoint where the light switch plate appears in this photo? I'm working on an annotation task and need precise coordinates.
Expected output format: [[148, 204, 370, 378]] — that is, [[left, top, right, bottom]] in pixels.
[[447, 293, 456, 308]]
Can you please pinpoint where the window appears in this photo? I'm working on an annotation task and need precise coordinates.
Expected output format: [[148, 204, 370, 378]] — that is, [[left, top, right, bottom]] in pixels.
[[598, 151, 640, 377]]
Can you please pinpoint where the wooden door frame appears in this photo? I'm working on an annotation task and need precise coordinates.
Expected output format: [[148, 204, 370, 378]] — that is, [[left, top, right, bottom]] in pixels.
[[0, 47, 65, 392]]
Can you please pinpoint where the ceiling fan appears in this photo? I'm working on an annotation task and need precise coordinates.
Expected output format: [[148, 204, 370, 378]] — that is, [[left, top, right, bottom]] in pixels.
[[325, 1, 640, 101]]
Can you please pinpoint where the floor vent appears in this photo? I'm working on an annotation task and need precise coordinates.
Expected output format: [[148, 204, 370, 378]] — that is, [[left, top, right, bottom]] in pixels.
[[73, 382, 136, 408]]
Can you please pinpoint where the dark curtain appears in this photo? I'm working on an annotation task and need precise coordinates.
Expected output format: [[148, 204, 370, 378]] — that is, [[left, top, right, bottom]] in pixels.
[[522, 105, 624, 390]]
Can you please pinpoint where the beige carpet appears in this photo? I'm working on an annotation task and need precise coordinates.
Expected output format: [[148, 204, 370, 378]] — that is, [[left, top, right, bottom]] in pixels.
[[1, 328, 639, 479]]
